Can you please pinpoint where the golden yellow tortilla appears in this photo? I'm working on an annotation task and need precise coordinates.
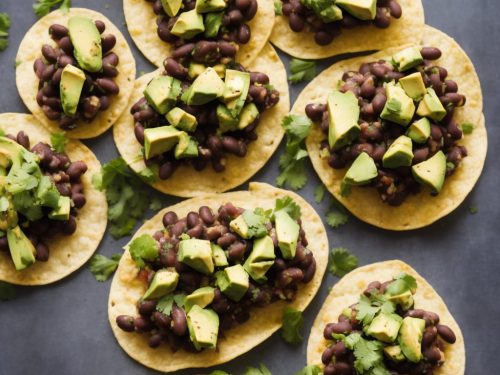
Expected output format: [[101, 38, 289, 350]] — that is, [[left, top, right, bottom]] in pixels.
[[108, 182, 328, 372], [123, 0, 275, 67], [307, 260, 465, 375], [293, 26, 486, 230], [16, 8, 136, 139], [113, 43, 289, 197], [270, 0, 425, 59], [0, 113, 107, 285]]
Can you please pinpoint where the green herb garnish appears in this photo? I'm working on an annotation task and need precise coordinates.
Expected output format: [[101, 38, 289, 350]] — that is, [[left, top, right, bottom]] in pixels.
[[89, 254, 121, 282], [461, 122, 474, 134], [295, 365, 322, 375], [328, 247, 358, 277], [0, 13, 11, 52], [50, 131, 68, 153], [128, 234, 158, 268], [314, 184, 326, 203], [243, 364, 272, 375], [281, 307, 304, 345], [289, 59, 316, 84], [33, 0, 71, 17], [274, 0, 283, 15]]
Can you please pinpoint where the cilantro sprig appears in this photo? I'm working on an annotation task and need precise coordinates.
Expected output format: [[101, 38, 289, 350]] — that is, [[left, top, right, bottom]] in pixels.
[[274, 0, 282, 15], [89, 254, 121, 282], [128, 234, 159, 268], [50, 131, 68, 153], [243, 364, 272, 375], [33, 0, 71, 17], [281, 307, 304, 345], [328, 247, 358, 277], [0, 13, 11, 52], [289, 59, 317, 84], [295, 365, 321, 375]]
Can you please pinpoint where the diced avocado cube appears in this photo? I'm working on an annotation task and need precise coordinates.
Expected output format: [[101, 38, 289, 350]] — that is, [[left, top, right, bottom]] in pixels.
[[188, 63, 207, 80], [6, 226, 36, 271], [406, 118, 431, 144], [185, 286, 215, 312], [336, 0, 376, 20], [411, 150, 446, 193], [36, 175, 60, 209], [215, 264, 249, 301], [144, 126, 183, 160], [213, 64, 226, 78], [204, 12, 224, 38], [171, 9, 205, 39], [399, 72, 427, 101], [229, 210, 267, 239], [144, 76, 182, 115], [211, 243, 229, 267], [243, 235, 275, 283], [381, 83, 416, 126], [217, 104, 238, 133], [196, 0, 227, 13], [48, 196, 71, 221], [365, 313, 403, 343], [416, 88, 447, 122], [238, 103, 259, 130], [342, 307, 352, 318], [178, 238, 215, 275], [382, 135, 414, 169], [0, 195, 18, 231], [392, 47, 424, 72], [275, 210, 299, 260], [384, 345, 406, 362], [187, 305, 219, 350], [398, 317, 425, 363], [60, 64, 86, 116], [142, 268, 179, 300], [223, 69, 251, 117], [68, 16, 102, 73], [343, 152, 378, 186], [174, 132, 199, 159], [327, 90, 361, 150], [0, 137, 23, 170], [185, 67, 225, 106], [229, 214, 249, 239], [161, 0, 182, 16], [386, 289, 414, 311], [166, 107, 198, 132]]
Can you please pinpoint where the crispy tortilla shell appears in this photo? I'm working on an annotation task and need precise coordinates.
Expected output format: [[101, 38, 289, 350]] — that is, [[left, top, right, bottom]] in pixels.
[[108, 182, 328, 372], [123, 0, 275, 67], [0, 113, 107, 285], [270, 0, 425, 59], [113, 43, 289, 197], [307, 260, 465, 375], [16, 8, 136, 139], [293, 26, 486, 230]]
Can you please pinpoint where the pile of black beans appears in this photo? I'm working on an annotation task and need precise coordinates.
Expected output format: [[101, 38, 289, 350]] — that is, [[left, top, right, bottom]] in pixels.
[[0, 131, 88, 261], [306, 47, 468, 206], [147, 0, 256, 47], [321, 279, 457, 375], [33, 20, 120, 130], [116, 202, 316, 350], [281, 0, 402, 46]]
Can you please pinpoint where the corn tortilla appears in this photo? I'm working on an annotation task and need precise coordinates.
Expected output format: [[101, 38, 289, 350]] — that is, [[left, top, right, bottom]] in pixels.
[[307, 260, 465, 375], [113, 43, 289, 197], [123, 0, 275, 67], [0, 113, 107, 285], [292, 26, 486, 230], [16, 8, 136, 139], [270, 0, 425, 59], [108, 182, 328, 372]]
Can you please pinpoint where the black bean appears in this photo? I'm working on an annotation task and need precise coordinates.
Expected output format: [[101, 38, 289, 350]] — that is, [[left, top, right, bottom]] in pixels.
[[282, 3, 293, 16], [57, 36, 73, 55], [374, 7, 391, 28], [219, 41, 237, 57], [16, 131, 30, 149], [152, 0, 165, 14], [331, 341, 347, 358], [103, 52, 119, 67], [445, 80, 458, 93], [199, 206, 215, 225], [412, 148, 429, 164], [62, 215, 77, 235], [205, 225, 225, 241], [0, 237, 8, 252], [170, 220, 186, 237], [278, 267, 304, 287], [249, 72, 269, 86], [388, 0, 402, 18], [72, 193, 86, 209], [302, 257, 316, 283], [96, 78, 119, 95], [42, 44, 59, 63], [249, 85, 267, 103], [164, 58, 187, 80], [116, 315, 135, 332], [49, 24, 69, 40], [243, 0, 258, 20], [60, 116, 76, 130], [207, 135, 223, 157], [157, 19, 177, 42], [134, 123, 145, 145], [35, 242, 49, 262], [423, 346, 441, 363], [235, 0, 250, 10], [138, 300, 157, 316], [323, 364, 335, 375], [101, 34, 116, 54], [288, 13, 305, 32], [186, 212, 200, 228], [370, 63, 388, 78], [94, 20, 106, 34], [82, 96, 102, 120], [217, 233, 237, 248], [437, 324, 456, 344], [228, 9, 244, 24], [42, 105, 61, 121], [228, 241, 247, 261], [447, 121, 463, 140], [102, 64, 118, 78], [186, 224, 204, 238], [42, 65, 56, 82], [305, 103, 326, 122], [134, 106, 156, 123], [134, 316, 153, 332], [372, 93, 387, 114], [52, 68, 63, 85], [34, 58, 46, 79], [363, 281, 381, 296], [322, 346, 335, 365], [421, 47, 442, 60], [315, 31, 334, 46], [152, 311, 171, 329], [193, 40, 219, 63], [66, 161, 88, 181], [331, 321, 352, 334], [171, 306, 187, 336], [44, 97, 62, 112], [148, 334, 163, 348], [422, 326, 438, 347], [237, 24, 251, 44], [162, 211, 178, 227]]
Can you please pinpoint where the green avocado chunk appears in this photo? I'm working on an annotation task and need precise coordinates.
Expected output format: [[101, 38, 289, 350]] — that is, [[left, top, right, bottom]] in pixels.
[[238, 103, 259, 130], [365, 313, 403, 343], [216, 104, 239, 133], [142, 268, 179, 300], [144, 75, 182, 115], [195, 0, 227, 13], [6, 225, 36, 271], [243, 235, 276, 283], [161, 0, 182, 16], [417, 88, 447, 122], [399, 72, 427, 101], [381, 82, 416, 126], [383, 135, 414, 169], [327, 90, 360, 150], [392, 47, 424, 72], [223, 69, 251, 117], [229, 210, 267, 239], [275, 210, 300, 260], [384, 345, 406, 362], [166, 107, 198, 132], [215, 264, 249, 302], [204, 12, 224, 38], [343, 152, 378, 186], [411, 150, 446, 193], [48, 195, 71, 221], [188, 62, 206, 80], [0, 193, 18, 232], [187, 305, 220, 350], [301, 0, 343, 22], [68, 16, 103, 73], [174, 132, 199, 159], [0, 134, 25, 170], [398, 317, 425, 362], [211, 243, 228, 267], [144, 126, 183, 160], [185, 286, 215, 312], [178, 238, 215, 275], [183, 67, 225, 106], [36, 176, 61, 209], [171, 9, 205, 39], [336, 0, 376, 20], [406, 118, 431, 144], [60, 64, 86, 116]]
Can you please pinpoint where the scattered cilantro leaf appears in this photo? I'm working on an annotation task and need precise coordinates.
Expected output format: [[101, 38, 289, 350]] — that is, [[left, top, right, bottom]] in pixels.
[[50, 131, 68, 152], [0, 13, 11, 52], [460, 122, 474, 134], [289, 59, 316, 84], [388, 273, 417, 294], [0, 281, 16, 301], [351, 335, 388, 374], [243, 364, 272, 375], [208, 371, 231, 375], [326, 209, 348, 228], [243, 210, 269, 238], [149, 196, 162, 211], [274, 196, 301, 220], [138, 165, 159, 183], [89, 254, 121, 282], [356, 294, 395, 326], [14, 59, 21, 67], [328, 247, 358, 277], [314, 184, 325, 203], [156, 295, 174, 315], [274, 0, 282, 15], [295, 365, 321, 375], [33, 0, 71, 17], [469, 205, 478, 215], [128, 234, 158, 268], [281, 307, 304, 345], [179, 233, 190, 240]]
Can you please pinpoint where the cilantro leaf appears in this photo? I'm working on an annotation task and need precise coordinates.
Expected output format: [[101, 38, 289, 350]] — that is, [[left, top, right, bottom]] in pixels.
[[243, 210, 269, 238], [50, 131, 68, 153], [209, 371, 231, 375], [281, 307, 304, 345], [274, 196, 301, 220], [294, 365, 322, 375], [128, 234, 159, 268], [289, 59, 316, 84], [385, 273, 417, 295], [33, 0, 71, 18], [156, 295, 174, 315], [0, 13, 11, 52], [0, 281, 16, 301], [274, 0, 283, 15], [149, 196, 162, 211], [328, 247, 358, 277], [138, 165, 159, 183], [326, 209, 348, 228], [314, 184, 325, 203], [243, 364, 272, 375], [460, 122, 474, 134], [89, 254, 121, 282]]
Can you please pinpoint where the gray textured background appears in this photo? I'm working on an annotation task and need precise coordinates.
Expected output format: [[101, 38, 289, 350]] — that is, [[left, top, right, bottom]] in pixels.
[[0, 0, 499, 374]]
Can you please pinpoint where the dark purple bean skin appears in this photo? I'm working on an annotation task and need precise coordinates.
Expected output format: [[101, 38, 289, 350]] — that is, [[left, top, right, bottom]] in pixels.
[[116, 315, 135, 332], [437, 324, 456, 343], [171, 306, 187, 336], [163, 211, 178, 227], [138, 300, 157, 317], [134, 316, 153, 332], [149, 334, 163, 348], [421, 47, 442, 60], [49, 24, 69, 40], [199, 206, 215, 225], [35, 242, 49, 262], [66, 161, 88, 181]]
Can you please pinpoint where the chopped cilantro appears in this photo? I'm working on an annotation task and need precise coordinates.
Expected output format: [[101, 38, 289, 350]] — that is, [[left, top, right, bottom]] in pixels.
[[0, 281, 16, 301], [461, 122, 474, 134], [243, 364, 272, 375], [281, 307, 304, 345], [156, 294, 186, 315], [274, 196, 301, 220], [242, 210, 269, 238], [274, 0, 283, 15], [149, 196, 162, 211], [356, 294, 395, 326], [137, 165, 159, 183], [179, 233, 190, 240], [314, 184, 325, 203], [469, 205, 478, 214], [33, 0, 71, 17], [209, 371, 231, 375], [328, 247, 358, 277], [385, 273, 417, 295], [326, 209, 348, 228], [289, 59, 316, 84], [89, 254, 121, 282], [50, 131, 68, 153], [347, 333, 390, 374], [294, 365, 322, 375], [0, 13, 11, 52], [128, 234, 158, 268]]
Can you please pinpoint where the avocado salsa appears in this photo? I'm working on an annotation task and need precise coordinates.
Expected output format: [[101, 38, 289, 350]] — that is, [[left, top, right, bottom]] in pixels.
[[280, 0, 402, 46], [0, 132, 88, 271], [305, 46, 469, 206], [116, 198, 316, 351], [33, 16, 121, 130], [319, 274, 457, 375]]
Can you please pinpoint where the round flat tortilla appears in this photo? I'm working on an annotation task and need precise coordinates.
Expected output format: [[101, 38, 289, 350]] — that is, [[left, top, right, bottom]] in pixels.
[[0, 113, 107, 285], [307, 260, 465, 375], [123, 0, 275, 67], [16, 8, 136, 139], [113, 43, 289, 197], [293, 26, 486, 230], [108, 182, 328, 372], [270, 0, 425, 59]]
